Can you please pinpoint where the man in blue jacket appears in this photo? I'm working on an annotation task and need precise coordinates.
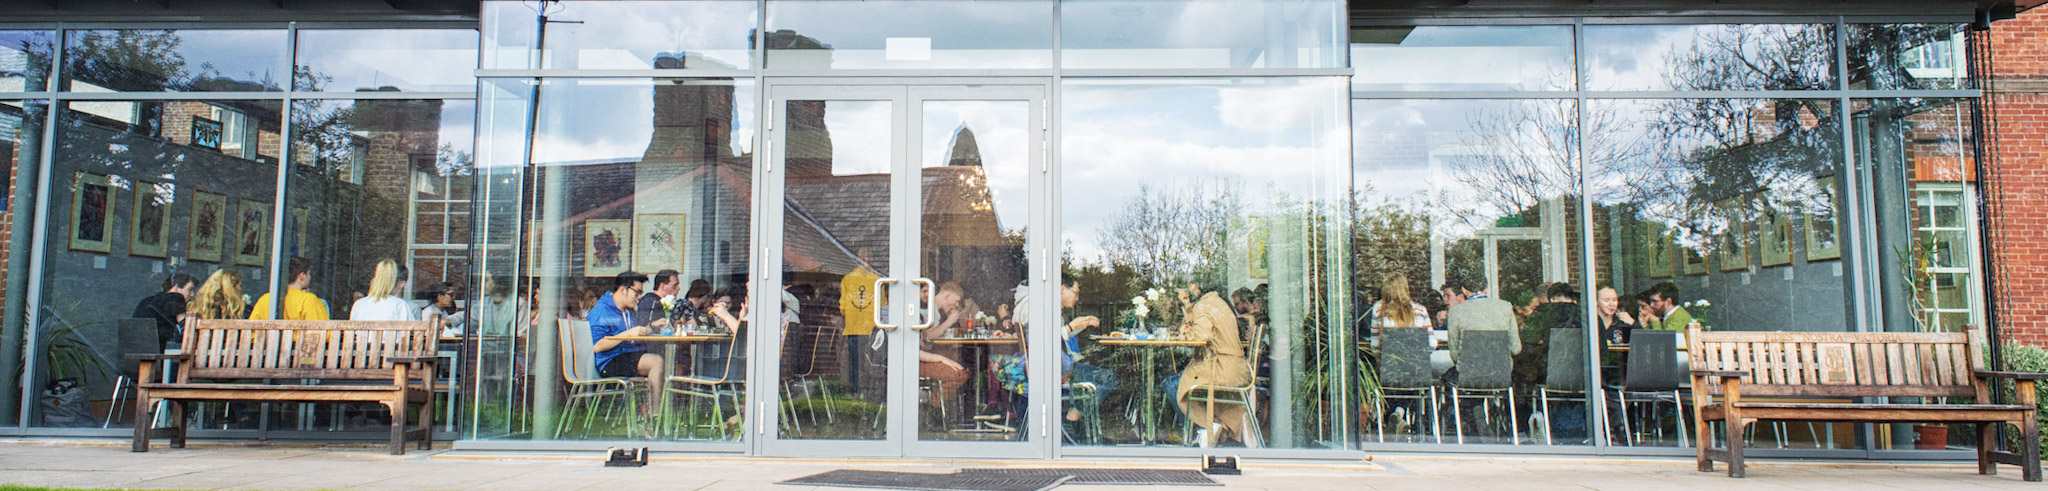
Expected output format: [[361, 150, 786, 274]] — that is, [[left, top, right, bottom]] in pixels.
[[590, 271, 662, 418]]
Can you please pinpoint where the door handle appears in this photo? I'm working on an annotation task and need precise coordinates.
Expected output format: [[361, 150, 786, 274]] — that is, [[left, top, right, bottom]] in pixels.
[[872, 277, 899, 330], [912, 278, 937, 330]]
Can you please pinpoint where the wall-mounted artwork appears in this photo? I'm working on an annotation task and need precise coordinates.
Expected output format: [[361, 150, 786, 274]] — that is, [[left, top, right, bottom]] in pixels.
[[191, 117, 223, 151], [285, 207, 308, 258], [129, 180, 173, 258], [234, 199, 270, 267], [69, 171, 116, 254], [1716, 197, 1751, 272], [1248, 216, 1271, 280], [634, 213, 686, 273], [584, 219, 632, 277], [188, 190, 226, 263], [1806, 176, 1843, 261], [1683, 242, 1709, 276], [1645, 222, 1673, 279], [1760, 205, 1794, 267]]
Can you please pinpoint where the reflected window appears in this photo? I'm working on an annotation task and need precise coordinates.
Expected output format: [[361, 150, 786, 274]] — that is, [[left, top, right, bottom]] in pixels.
[[295, 30, 480, 92], [63, 30, 288, 92], [483, 0, 758, 70], [1848, 24, 1971, 90], [0, 31, 54, 92], [765, 0, 1054, 69], [1583, 24, 1835, 91], [1350, 26, 1574, 91], [1062, 0, 1345, 69]]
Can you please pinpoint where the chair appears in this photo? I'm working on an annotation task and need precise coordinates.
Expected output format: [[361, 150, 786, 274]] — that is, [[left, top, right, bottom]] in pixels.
[[1060, 381, 1103, 444], [665, 326, 746, 440], [1609, 329, 1688, 447], [105, 319, 162, 428], [553, 319, 643, 439], [1451, 329, 1518, 445], [1184, 320, 1267, 448], [781, 319, 840, 434], [1538, 328, 1588, 445], [1376, 326, 1441, 443]]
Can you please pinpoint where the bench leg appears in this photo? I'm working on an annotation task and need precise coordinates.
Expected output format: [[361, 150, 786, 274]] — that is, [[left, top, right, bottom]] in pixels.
[[2024, 417, 2042, 482], [1726, 418, 1749, 478], [1978, 422, 1996, 476], [417, 392, 434, 451], [168, 401, 187, 449], [387, 398, 408, 456], [132, 392, 153, 453], [1696, 417, 1714, 472]]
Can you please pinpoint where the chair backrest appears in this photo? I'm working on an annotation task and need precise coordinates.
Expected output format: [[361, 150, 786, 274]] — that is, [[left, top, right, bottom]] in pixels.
[[556, 318, 599, 383], [1243, 317, 1266, 383], [1379, 327, 1436, 388], [179, 319, 434, 381], [117, 318, 161, 378], [1457, 329, 1514, 389], [1623, 330, 1681, 391], [1544, 327, 1587, 391], [1687, 325, 1986, 399]]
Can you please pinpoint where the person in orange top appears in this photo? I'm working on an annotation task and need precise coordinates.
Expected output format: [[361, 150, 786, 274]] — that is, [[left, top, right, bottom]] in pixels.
[[250, 258, 330, 320]]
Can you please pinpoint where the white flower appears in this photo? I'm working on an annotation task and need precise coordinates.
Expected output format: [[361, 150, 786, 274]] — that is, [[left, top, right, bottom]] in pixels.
[[1694, 299, 1712, 307], [1132, 295, 1147, 306], [1135, 305, 1151, 318], [1145, 288, 1162, 301]]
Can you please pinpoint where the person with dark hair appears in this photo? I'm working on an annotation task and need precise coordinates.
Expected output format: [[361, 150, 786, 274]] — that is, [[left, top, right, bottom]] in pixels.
[[1518, 282, 1582, 387], [134, 273, 198, 349], [588, 271, 662, 418], [420, 281, 466, 336], [251, 257, 330, 320], [1435, 277, 1474, 328], [1642, 281, 1695, 331], [1445, 276, 1518, 363], [638, 269, 683, 330], [1171, 283, 1253, 447]]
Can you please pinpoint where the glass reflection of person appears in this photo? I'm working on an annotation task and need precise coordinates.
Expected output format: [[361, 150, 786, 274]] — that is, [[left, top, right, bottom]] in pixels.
[[250, 258, 330, 320], [349, 260, 419, 321], [1173, 283, 1253, 447], [588, 272, 663, 420], [189, 270, 247, 320]]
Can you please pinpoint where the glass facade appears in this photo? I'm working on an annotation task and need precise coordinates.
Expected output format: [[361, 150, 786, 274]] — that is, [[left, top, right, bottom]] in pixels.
[[0, 0, 2010, 461]]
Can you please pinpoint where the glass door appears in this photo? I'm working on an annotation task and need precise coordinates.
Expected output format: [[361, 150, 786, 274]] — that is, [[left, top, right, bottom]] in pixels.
[[755, 83, 1049, 458]]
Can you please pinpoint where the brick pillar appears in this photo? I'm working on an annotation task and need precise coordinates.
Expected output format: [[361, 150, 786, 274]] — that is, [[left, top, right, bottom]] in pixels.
[[1989, 10, 2048, 347]]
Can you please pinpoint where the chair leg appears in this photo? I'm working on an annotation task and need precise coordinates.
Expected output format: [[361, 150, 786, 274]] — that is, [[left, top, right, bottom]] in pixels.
[[1508, 387, 1520, 446], [1617, 391, 1636, 446], [105, 376, 129, 429], [1672, 391, 1688, 448], [1539, 390, 1553, 446], [1451, 388, 1465, 445], [1429, 387, 1442, 445]]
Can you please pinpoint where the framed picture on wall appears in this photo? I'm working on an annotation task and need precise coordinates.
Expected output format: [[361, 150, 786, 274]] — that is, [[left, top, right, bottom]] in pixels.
[[1716, 197, 1751, 272], [634, 213, 686, 273], [584, 219, 632, 277], [129, 180, 173, 258], [1248, 216, 1270, 280], [233, 199, 270, 267], [68, 171, 116, 254], [1645, 222, 1674, 279], [191, 117, 223, 151], [1805, 176, 1843, 261], [285, 207, 308, 258], [188, 190, 227, 263], [1760, 205, 1794, 267], [1682, 241, 1709, 276]]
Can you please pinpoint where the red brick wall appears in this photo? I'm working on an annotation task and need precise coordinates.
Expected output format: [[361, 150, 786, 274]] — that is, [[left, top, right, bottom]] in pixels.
[[1989, 9, 2048, 346]]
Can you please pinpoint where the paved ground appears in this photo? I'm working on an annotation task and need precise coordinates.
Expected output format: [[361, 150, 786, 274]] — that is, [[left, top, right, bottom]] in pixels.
[[0, 439, 2040, 490]]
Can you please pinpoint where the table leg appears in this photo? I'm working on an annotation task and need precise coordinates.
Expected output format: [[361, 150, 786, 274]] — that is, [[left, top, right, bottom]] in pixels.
[[1144, 349, 1157, 445]]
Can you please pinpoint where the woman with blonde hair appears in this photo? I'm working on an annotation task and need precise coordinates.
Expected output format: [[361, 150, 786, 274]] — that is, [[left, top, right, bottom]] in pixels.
[[350, 259, 419, 321], [1371, 272, 1431, 330], [188, 269, 248, 320]]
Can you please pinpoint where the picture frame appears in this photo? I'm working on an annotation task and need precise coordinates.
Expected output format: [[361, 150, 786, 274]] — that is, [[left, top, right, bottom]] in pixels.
[[1248, 216, 1271, 280], [1644, 222, 1674, 279], [633, 213, 686, 273], [584, 219, 632, 277], [128, 180, 173, 258], [1683, 245, 1709, 276], [285, 206, 309, 258], [1805, 176, 1844, 262], [1716, 197, 1751, 272], [233, 199, 270, 267], [188, 190, 227, 263], [191, 117, 223, 151], [1760, 204, 1794, 267], [68, 171, 116, 254]]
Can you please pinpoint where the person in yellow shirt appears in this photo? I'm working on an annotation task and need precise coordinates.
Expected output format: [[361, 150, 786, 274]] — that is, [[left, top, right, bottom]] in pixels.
[[250, 258, 331, 320]]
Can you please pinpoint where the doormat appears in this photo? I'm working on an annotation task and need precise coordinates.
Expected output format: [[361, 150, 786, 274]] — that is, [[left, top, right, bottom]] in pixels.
[[778, 468, 1219, 490]]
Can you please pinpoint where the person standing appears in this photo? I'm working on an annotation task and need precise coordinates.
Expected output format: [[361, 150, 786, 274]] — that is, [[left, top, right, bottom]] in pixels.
[[249, 258, 330, 320], [349, 260, 419, 321], [588, 272, 663, 418], [134, 273, 197, 349]]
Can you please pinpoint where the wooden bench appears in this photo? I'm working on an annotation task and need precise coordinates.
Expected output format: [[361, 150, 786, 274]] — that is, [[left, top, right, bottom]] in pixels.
[[1687, 325, 2043, 481], [129, 319, 438, 455]]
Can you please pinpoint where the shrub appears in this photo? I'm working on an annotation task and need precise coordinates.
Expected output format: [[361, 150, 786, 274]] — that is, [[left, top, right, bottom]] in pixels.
[[1999, 342, 2048, 455]]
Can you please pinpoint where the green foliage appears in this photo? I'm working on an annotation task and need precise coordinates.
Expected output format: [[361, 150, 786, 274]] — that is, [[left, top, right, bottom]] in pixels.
[[2000, 342, 2048, 455]]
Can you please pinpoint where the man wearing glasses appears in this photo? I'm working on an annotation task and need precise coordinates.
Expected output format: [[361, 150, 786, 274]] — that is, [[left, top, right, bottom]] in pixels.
[[590, 271, 663, 418]]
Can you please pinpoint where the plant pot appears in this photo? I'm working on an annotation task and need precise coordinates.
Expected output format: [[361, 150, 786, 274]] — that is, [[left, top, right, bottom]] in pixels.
[[1914, 424, 1949, 450]]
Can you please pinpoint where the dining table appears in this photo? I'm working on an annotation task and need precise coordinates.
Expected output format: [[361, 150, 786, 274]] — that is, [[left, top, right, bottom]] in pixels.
[[932, 336, 1022, 430], [1095, 336, 1203, 445]]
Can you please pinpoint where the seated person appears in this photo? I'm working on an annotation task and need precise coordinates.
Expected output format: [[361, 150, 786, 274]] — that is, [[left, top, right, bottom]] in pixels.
[[917, 282, 971, 399], [1173, 283, 1253, 448], [588, 271, 664, 418]]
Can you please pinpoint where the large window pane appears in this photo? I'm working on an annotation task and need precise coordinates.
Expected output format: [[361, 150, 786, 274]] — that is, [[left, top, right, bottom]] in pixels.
[[63, 30, 288, 93], [1848, 24, 1972, 90], [482, 0, 757, 70], [471, 78, 757, 442], [766, 0, 1054, 69], [30, 100, 281, 428], [1, 31, 54, 92], [1588, 98, 1850, 448], [1, 100, 47, 426], [1350, 26, 1575, 91], [294, 30, 480, 93], [1060, 78, 1348, 449], [1352, 99, 1586, 446], [1583, 24, 1835, 91], [1061, 0, 1345, 69]]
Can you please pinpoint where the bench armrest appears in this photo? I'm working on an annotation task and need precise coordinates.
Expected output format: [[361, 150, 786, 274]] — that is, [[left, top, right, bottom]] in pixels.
[[1976, 370, 2048, 381], [1691, 370, 1749, 379], [125, 353, 189, 362], [386, 355, 440, 365]]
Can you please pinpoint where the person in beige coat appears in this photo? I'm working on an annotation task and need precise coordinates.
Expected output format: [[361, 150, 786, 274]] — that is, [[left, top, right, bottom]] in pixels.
[[1174, 285, 1254, 447]]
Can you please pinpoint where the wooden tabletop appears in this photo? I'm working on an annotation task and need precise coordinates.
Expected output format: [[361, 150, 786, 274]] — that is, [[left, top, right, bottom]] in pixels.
[[1608, 345, 1689, 351], [934, 338, 1021, 345], [605, 335, 733, 342], [1094, 337, 1203, 347]]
